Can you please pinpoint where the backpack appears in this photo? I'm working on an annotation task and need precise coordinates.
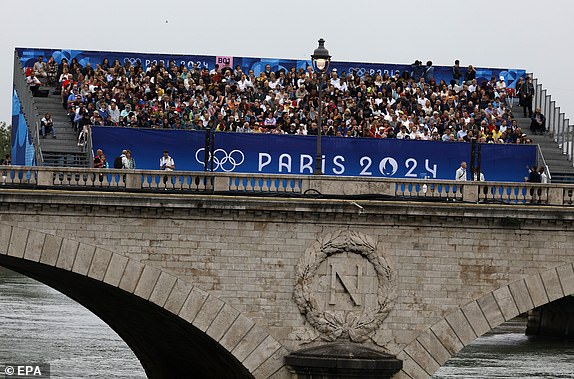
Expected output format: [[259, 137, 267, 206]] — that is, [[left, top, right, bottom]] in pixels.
[[113, 156, 123, 169]]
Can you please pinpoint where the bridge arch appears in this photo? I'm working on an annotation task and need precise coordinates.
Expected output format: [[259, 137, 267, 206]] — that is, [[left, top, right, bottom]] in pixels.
[[0, 222, 286, 378], [395, 263, 574, 378]]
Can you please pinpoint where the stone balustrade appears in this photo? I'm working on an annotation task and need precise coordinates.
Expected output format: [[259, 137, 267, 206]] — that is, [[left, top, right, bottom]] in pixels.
[[2, 165, 572, 206]]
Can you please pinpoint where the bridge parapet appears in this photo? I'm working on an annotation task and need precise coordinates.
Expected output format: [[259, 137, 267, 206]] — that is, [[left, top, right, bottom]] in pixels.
[[3, 166, 573, 206]]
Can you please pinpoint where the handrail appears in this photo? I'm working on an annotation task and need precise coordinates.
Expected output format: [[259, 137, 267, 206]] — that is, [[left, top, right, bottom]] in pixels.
[[12, 51, 44, 166], [0, 166, 573, 206], [536, 144, 551, 182], [533, 75, 574, 168]]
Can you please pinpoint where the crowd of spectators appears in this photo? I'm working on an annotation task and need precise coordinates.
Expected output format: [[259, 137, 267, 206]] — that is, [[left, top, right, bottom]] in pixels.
[[36, 55, 534, 145]]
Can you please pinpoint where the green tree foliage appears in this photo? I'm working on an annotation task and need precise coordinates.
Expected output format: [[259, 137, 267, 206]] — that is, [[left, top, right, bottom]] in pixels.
[[0, 122, 11, 160]]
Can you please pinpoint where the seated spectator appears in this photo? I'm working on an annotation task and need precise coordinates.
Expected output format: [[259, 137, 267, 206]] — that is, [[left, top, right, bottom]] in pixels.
[[41, 112, 56, 138], [26, 73, 42, 96], [33, 56, 48, 80]]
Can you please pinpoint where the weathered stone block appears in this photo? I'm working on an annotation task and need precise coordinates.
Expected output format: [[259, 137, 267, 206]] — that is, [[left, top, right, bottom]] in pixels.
[[0, 224, 13, 254], [220, 314, 256, 355], [416, 328, 451, 366], [40, 234, 62, 266], [193, 295, 224, 332], [232, 325, 269, 364], [525, 274, 549, 307], [8, 228, 28, 258], [56, 239, 79, 271], [556, 264, 574, 295], [430, 319, 463, 355], [87, 248, 113, 281], [396, 351, 430, 379], [477, 293, 504, 329], [118, 259, 145, 293], [164, 279, 194, 315], [23, 230, 45, 262], [72, 243, 96, 276], [243, 335, 282, 374], [508, 280, 534, 314], [445, 309, 477, 346], [403, 340, 439, 375], [148, 272, 177, 307], [493, 286, 519, 321], [540, 268, 564, 302], [134, 265, 161, 300], [206, 303, 240, 342], [252, 347, 289, 379], [103, 254, 128, 287]]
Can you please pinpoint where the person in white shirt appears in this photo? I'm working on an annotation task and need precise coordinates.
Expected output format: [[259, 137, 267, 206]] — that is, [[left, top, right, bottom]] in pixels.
[[455, 161, 467, 181], [159, 150, 175, 171], [473, 168, 485, 181]]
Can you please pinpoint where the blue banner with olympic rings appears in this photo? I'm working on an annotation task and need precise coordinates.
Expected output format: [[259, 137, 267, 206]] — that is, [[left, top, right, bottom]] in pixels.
[[91, 127, 535, 182]]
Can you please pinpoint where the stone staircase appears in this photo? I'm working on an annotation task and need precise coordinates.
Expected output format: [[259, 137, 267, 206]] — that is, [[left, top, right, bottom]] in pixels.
[[514, 113, 574, 183], [34, 87, 89, 167]]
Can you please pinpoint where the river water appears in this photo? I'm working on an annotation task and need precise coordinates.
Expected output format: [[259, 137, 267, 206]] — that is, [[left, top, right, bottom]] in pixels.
[[1, 266, 573, 378]]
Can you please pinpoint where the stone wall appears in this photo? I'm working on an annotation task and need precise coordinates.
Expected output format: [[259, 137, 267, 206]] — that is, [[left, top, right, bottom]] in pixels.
[[1, 190, 574, 377]]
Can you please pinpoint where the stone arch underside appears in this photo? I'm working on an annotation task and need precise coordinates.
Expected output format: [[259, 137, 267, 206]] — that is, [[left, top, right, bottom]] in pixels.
[[0, 223, 287, 379], [395, 262, 574, 378]]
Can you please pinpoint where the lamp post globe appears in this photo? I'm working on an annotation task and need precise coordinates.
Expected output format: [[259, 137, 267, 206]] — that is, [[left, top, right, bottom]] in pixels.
[[311, 38, 331, 175]]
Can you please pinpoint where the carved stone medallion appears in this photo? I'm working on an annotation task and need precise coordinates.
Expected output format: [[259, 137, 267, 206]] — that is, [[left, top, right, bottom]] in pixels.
[[293, 229, 396, 343]]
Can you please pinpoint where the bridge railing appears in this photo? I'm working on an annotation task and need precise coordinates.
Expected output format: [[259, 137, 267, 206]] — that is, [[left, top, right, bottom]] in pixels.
[[1, 166, 573, 206]]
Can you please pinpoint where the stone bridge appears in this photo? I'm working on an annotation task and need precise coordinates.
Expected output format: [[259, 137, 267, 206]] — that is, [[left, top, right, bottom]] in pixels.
[[1, 167, 574, 378]]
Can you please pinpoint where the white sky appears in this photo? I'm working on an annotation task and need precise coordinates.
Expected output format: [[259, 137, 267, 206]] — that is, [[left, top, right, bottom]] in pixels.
[[2, 0, 573, 125]]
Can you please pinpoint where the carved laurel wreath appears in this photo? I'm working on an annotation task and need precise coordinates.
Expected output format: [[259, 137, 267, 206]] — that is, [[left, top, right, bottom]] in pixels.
[[293, 229, 397, 343]]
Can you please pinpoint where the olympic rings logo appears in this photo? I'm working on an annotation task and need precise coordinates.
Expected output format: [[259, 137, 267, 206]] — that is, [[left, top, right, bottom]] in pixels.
[[348, 67, 366, 77], [195, 148, 245, 172], [123, 57, 140, 66]]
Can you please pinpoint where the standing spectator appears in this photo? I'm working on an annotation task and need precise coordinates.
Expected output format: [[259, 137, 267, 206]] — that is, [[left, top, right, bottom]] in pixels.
[[77, 125, 89, 150], [423, 61, 434, 83], [539, 166, 548, 184], [410, 60, 423, 81], [519, 77, 535, 117], [465, 65, 476, 83], [108, 100, 120, 125], [452, 60, 462, 85], [159, 150, 175, 171], [1, 154, 10, 185], [473, 168, 485, 181], [47, 57, 58, 85], [93, 149, 105, 168], [160, 149, 175, 188], [527, 165, 541, 182], [123, 150, 136, 169], [530, 107, 546, 135], [455, 161, 467, 181], [41, 112, 56, 138]]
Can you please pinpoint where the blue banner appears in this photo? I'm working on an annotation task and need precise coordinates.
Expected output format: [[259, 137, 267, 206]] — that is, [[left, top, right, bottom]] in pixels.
[[11, 90, 35, 166], [91, 127, 536, 182], [16, 48, 526, 89]]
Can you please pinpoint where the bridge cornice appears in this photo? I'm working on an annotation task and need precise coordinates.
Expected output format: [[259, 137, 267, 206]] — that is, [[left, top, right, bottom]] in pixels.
[[1, 188, 573, 225]]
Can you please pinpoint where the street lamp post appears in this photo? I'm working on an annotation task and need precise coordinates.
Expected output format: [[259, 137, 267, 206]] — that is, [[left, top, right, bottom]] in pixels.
[[311, 38, 331, 175]]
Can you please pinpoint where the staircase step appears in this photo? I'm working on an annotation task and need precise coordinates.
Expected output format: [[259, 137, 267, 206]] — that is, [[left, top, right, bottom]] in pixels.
[[25, 86, 91, 168]]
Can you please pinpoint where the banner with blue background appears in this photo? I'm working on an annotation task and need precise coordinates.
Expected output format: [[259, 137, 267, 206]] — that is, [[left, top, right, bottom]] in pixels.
[[16, 47, 526, 89], [92, 127, 535, 182]]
